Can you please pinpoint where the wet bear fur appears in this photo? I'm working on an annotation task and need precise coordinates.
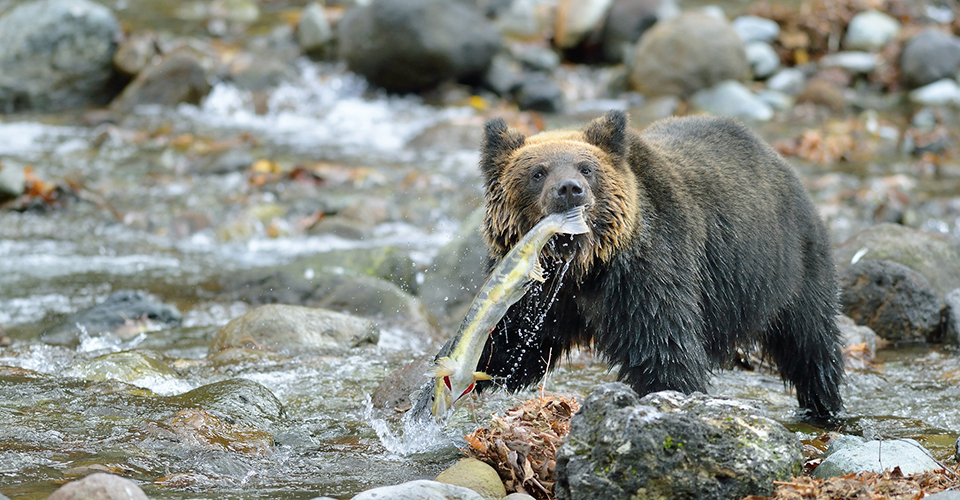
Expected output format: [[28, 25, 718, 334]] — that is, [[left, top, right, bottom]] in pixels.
[[476, 110, 844, 419]]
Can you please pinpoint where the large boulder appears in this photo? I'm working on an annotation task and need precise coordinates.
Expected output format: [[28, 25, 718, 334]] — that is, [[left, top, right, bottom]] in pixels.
[[0, 0, 121, 112], [337, 0, 500, 93], [555, 383, 801, 500], [599, 0, 677, 63], [899, 29, 960, 89], [628, 12, 750, 97]]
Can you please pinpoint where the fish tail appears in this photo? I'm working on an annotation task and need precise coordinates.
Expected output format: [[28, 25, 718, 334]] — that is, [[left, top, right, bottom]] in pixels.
[[558, 205, 590, 235]]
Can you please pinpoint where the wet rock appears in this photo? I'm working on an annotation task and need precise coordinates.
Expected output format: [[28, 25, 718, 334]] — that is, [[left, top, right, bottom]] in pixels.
[[48, 472, 148, 500], [114, 31, 159, 76], [837, 314, 879, 354], [813, 437, 940, 478], [0, 0, 121, 112], [900, 29, 960, 89], [167, 378, 284, 430], [732, 15, 780, 43], [555, 383, 801, 500], [351, 480, 485, 500], [766, 68, 806, 95], [210, 304, 378, 355], [690, 80, 773, 121], [420, 207, 488, 329], [554, 0, 614, 49], [599, 0, 675, 63], [110, 48, 212, 112], [819, 51, 879, 74], [155, 408, 273, 455], [337, 0, 500, 93], [195, 149, 255, 175], [66, 350, 180, 386], [843, 10, 900, 52], [515, 72, 564, 113], [371, 354, 433, 410], [944, 289, 960, 345], [316, 275, 443, 344], [228, 53, 298, 91], [746, 41, 780, 79], [297, 3, 334, 58], [40, 290, 182, 347], [504, 495, 536, 500], [908, 79, 960, 107], [0, 163, 25, 200], [840, 259, 942, 343], [436, 458, 506, 500], [835, 223, 960, 298], [629, 12, 749, 97]]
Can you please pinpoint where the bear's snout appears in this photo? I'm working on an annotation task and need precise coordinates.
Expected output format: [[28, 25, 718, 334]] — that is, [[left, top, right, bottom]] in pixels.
[[552, 178, 588, 212]]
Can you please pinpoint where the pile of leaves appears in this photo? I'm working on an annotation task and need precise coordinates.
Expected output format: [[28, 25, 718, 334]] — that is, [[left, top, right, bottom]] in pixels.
[[743, 467, 960, 500], [463, 395, 579, 500]]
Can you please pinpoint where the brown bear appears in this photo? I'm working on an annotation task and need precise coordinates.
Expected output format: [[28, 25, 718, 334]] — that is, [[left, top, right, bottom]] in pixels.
[[476, 110, 844, 419]]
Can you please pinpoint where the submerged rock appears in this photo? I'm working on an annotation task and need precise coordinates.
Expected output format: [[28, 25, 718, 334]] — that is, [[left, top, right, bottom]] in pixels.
[[65, 350, 180, 387], [555, 383, 801, 500], [0, 0, 121, 112], [209, 304, 379, 355], [813, 437, 940, 478], [840, 259, 943, 343], [337, 0, 500, 93], [629, 12, 749, 97], [40, 290, 182, 347], [350, 480, 485, 500], [155, 408, 273, 455], [48, 472, 148, 500], [371, 353, 433, 410], [167, 378, 284, 431], [436, 458, 506, 500]]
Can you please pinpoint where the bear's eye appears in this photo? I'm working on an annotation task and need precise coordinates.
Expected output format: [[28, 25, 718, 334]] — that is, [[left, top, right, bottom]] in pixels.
[[531, 168, 546, 183], [578, 163, 593, 176]]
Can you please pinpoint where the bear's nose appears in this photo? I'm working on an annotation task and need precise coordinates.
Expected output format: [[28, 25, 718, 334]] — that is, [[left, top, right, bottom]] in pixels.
[[555, 179, 586, 209]]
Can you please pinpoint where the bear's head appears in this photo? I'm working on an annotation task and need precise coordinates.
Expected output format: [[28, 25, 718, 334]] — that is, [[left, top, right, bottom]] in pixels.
[[479, 110, 639, 277]]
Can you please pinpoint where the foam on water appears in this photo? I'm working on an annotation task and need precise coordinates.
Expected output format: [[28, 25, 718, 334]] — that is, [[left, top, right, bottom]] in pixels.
[[365, 397, 455, 456]]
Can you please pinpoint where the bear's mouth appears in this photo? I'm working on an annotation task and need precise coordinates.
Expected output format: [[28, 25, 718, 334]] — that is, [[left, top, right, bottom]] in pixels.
[[545, 233, 590, 263]]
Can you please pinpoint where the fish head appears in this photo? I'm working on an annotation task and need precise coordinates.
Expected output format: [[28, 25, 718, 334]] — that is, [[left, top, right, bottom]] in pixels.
[[429, 365, 491, 418]]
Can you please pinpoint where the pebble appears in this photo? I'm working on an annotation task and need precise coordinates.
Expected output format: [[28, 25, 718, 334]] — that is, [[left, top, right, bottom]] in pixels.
[[843, 10, 900, 51], [756, 89, 794, 110], [818, 51, 879, 74], [766, 68, 807, 95], [690, 80, 773, 121], [746, 41, 780, 79], [0, 162, 25, 198], [732, 15, 780, 43], [297, 2, 333, 56], [908, 79, 960, 107]]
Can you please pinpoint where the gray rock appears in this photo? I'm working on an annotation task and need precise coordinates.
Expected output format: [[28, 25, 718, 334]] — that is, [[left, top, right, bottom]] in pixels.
[[732, 15, 780, 43], [690, 80, 773, 121], [65, 350, 180, 386], [371, 354, 433, 409], [900, 29, 960, 89], [599, 0, 674, 63], [555, 384, 802, 500], [337, 0, 500, 93], [483, 53, 523, 96], [167, 378, 284, 431], [195, 149, 255, 175], [209, 304, 379, 356], [511, 44, 561, 72], [766, 68, 806, 95], [110, 48, 212, 112], [0, 163, 25, 199], [837, 314, 879, 354], [0, 0, 120, 112], [819, 51, 879, 74], [40, 290, 182, 347], [113, 31, 159, 76], [48, 473, 149, 500], [515, 72, 564, 113], [929, 491, 960, 500], [843, 10, 900, 51], [944, 288, 960, 345], [746, 41, 780, 79], [908, 79, 960, 107], [297, 2, 334, 57], [756, 89, 794, 110], [840, 259, 943, 343], [629, 12, 749, 97], [835, 223, 960, 298], [554, 0, 614, 49], [420, 207, 489, 330], [351, 480, 484, 500], [813, 437, 940, 478], [503, 494, 536, 500]]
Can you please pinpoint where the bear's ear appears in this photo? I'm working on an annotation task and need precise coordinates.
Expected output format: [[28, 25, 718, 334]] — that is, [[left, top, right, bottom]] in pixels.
[[480, 118, 526, 181], [583, 110, 628, 160]]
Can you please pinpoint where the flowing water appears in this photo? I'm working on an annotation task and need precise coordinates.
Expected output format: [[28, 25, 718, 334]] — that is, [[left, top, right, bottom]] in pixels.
[[2, 2, 960, 498]]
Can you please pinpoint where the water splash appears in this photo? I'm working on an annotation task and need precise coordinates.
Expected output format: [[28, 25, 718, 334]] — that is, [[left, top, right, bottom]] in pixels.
[[364, 397, 455, 456]]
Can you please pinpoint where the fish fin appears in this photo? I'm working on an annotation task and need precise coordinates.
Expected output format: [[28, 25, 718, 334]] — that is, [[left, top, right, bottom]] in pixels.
[[429, 357, 457, 378], [472, 371, 492, 381], [530, 258, 546, 283], [559, 205, 590, 235]]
